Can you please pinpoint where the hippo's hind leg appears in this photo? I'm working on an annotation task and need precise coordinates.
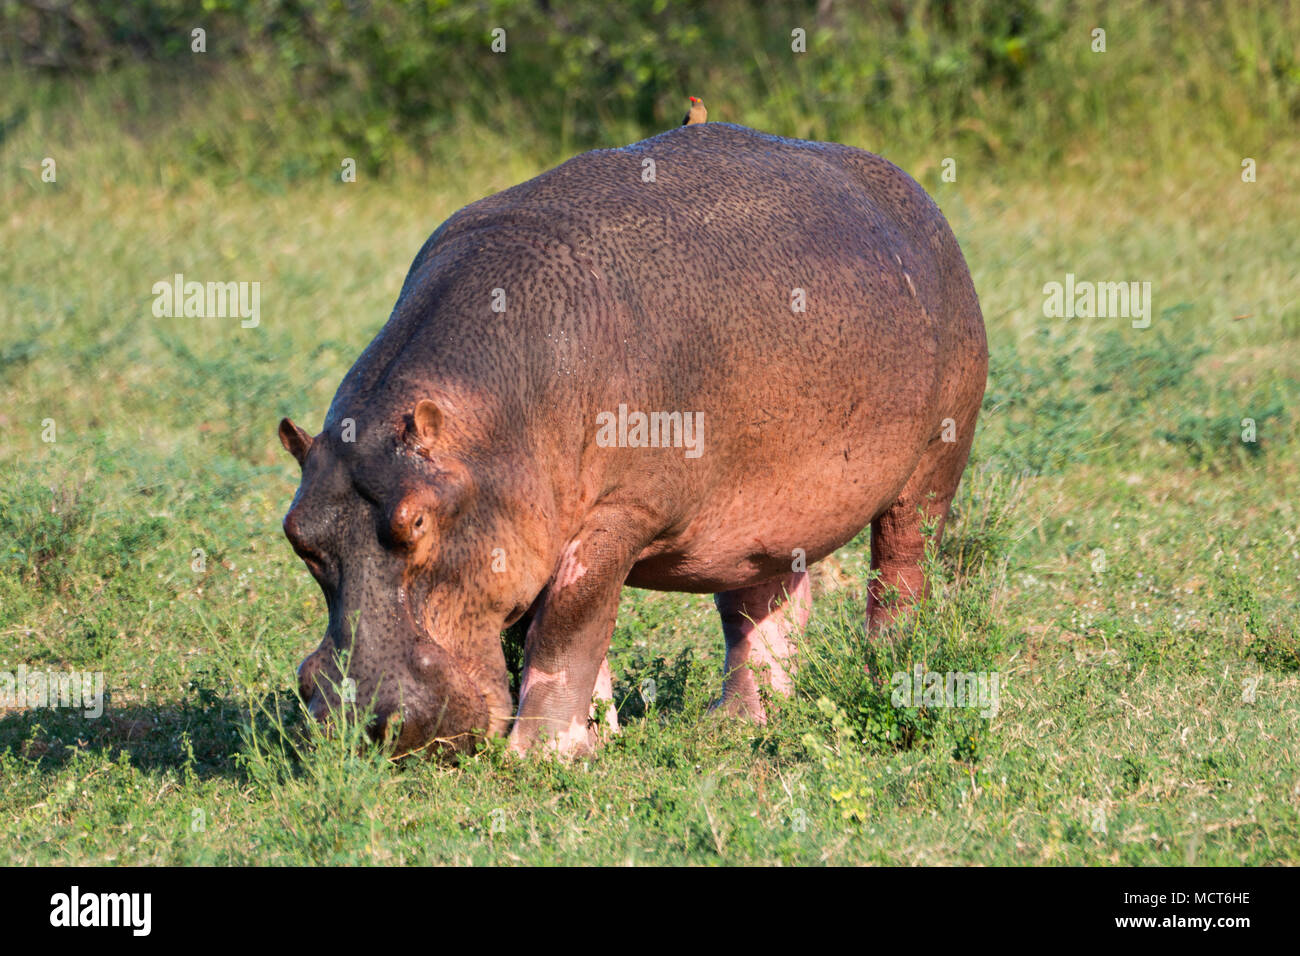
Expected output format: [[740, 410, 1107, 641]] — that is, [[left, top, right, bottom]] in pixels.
[[867, 419, 974, 629], [866, 492, 940, 629], [712, 570, 811, 722]]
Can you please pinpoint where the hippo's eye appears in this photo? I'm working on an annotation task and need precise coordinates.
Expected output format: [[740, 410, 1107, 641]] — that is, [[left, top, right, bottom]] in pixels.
[[386, 491, 437, 550]]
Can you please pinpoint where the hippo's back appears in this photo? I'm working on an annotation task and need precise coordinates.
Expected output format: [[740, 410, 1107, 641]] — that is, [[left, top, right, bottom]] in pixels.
[[429, 124, 984, 401]]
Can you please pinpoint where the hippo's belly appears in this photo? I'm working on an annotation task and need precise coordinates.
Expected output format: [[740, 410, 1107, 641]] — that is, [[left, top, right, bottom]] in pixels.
[[623, 415, 927, 593]]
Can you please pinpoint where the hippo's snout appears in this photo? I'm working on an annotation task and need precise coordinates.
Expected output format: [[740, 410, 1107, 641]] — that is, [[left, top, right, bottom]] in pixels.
[[296, 649, 330, 718], [296, 647, 373, 729], [295, 644, 451, 755]]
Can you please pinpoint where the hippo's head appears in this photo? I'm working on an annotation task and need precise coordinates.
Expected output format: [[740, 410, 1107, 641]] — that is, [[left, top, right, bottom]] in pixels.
[[277, 395, 548, 756]]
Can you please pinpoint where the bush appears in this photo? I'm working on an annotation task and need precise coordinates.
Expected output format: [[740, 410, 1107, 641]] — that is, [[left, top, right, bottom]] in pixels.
[[4, 1, 1296, 175]]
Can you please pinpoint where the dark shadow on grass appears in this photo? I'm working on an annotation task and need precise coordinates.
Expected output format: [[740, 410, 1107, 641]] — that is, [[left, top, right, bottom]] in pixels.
[[612, 646, 699, 724], [0, 688, 307, 779]]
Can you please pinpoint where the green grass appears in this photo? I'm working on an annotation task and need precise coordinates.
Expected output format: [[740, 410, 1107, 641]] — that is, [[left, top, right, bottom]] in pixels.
[[1, 9, 1298, 864]]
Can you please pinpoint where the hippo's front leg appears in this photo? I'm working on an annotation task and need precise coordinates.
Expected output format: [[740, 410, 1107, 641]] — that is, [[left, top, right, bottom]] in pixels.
[[509, 507, 653, 755]]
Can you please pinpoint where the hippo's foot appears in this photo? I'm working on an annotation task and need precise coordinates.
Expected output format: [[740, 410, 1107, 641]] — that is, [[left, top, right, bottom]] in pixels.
[[711, 570, 811, 723], [708, 691, 765, 723], [589, 655, 620, 737]]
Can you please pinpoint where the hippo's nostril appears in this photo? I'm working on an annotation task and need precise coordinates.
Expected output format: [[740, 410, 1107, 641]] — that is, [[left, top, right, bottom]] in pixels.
[[307, 694, 330, 722], [297, 652, 327, 709]]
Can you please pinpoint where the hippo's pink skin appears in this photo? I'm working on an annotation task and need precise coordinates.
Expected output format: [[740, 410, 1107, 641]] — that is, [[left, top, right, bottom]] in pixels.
[[279, 123, 987, 757]]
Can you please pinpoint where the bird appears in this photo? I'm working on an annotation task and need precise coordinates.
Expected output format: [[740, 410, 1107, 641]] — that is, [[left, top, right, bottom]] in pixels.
[[682, 96, 707, 126]]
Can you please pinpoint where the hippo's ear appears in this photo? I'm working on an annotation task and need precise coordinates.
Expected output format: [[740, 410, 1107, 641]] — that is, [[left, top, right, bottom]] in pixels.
[[406, 398, 444, 450], [278, 417, 313, 467]]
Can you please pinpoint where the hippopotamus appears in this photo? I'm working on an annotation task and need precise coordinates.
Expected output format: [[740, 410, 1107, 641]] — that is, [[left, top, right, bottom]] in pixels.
[[278, 122, 987, 757]]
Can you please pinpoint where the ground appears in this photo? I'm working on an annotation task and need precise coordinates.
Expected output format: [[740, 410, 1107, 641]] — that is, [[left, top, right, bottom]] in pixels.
[[0, 127, 1296, 864]]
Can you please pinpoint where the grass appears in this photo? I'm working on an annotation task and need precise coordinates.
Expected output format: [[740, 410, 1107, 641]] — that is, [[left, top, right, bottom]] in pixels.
[[1, 17, 1298, 863]]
